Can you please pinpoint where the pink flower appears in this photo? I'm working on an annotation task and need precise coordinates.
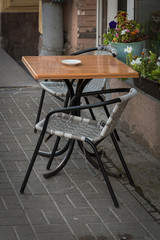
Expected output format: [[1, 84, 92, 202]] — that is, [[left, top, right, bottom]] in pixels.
[[116, 28, 120, 31], [115, 33, 119, 37], [126, 29, 130, 32]]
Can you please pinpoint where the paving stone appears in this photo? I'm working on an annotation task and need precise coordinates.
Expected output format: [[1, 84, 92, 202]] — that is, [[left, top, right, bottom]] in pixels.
[[150, 212, 160, 220], [63, 192, 90, 208], [0, 187, 15, 196], [0, 87, 160, 240], [141, 221, 160, 239], [14, 225, 36, 240], [37, 232, 75, 240], [0, 154, 27, 161], [0, 163, 4, 172], [0, 172, 9, 183], [0, 210, 28, 225], [19, 195, 54, 210], [40, 208, 67, 225], [0, 226, 17, 240], [2, 162, 19, 172], [107, 222, 155, 240], [69, 223, 99, 239], [0, 143, 9, 152], [143, 203, 155, 212], [1, 196, 22, 210], [33, 224, 69, 234], [87, 223, 116, 240], [0, 198, 6, 210], [26, 209, 49, 225]]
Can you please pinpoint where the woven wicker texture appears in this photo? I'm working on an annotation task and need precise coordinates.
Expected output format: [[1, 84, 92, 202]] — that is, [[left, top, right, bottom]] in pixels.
[[39, 49, 109, 97], [35, 89, 137, 142], [40, 81, 76, 97], [36, 113, 102, 142], [40, 78, 106, 97]]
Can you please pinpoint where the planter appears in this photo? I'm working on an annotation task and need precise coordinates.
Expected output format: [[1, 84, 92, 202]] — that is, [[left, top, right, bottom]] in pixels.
[[111, 41, 145, 63], [134, 78, 160, 100]]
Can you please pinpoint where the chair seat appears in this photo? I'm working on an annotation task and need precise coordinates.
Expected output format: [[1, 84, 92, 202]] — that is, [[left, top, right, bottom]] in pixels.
[[35, 113, 104, 142], [40, 82, 74, 97], [40, 78, 107, 97]]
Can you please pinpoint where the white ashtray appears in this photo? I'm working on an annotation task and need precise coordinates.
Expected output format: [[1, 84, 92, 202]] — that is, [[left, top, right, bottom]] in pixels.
[[61, 59, 81, 66]]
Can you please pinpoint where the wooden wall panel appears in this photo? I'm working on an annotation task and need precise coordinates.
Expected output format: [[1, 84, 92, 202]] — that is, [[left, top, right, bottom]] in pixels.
[[0, 0, 39, 12]]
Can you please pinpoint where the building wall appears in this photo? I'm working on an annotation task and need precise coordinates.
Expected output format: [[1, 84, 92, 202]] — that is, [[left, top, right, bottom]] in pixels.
[[0, 0, 97, 59], [1, 12, 39, 60], [110, 78, 160, 159], [63, 0, 96, 54], [0, 0, 39, 60]]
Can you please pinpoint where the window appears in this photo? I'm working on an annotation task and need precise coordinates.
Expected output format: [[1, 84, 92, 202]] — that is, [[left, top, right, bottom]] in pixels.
[[96, 0, 135, 45], [135, 0, 160, 54]]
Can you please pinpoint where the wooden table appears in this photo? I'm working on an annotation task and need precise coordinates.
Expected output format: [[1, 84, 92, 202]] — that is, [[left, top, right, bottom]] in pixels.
[[21, 55, 139, 206], [22, 55, 139, 80], [22, 54, 139, 167], [22, 54, 139, 135]]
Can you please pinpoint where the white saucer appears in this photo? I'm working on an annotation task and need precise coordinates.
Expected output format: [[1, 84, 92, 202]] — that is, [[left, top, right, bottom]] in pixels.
[[61, 59, 81, 66]]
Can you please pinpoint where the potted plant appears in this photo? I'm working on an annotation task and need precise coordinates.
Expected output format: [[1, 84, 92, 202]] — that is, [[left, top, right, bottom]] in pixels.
[[103, 11, 147, 63], [125, 47, 160, 100]]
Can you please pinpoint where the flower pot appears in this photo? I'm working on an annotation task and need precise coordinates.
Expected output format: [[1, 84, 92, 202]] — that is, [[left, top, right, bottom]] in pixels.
[[134, 78, 160, 100], [111, 41, 145, 63]]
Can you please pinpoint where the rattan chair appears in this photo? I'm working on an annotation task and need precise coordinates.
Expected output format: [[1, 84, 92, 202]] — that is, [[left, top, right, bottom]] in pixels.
[[34, 45, 117, 128], [20, 88, 137, 208]]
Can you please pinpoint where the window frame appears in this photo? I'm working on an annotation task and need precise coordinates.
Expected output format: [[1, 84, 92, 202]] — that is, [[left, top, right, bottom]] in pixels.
[[96, 0, 135, 45]]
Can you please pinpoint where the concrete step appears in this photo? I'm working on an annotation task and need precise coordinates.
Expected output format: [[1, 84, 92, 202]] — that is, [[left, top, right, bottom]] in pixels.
[[0, 48, 39, 88]]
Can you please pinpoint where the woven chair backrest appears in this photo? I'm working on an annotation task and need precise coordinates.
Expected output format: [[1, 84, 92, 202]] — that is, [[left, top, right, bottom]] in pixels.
[[82, 49, 111, 92], [99, 88, 137, 140]]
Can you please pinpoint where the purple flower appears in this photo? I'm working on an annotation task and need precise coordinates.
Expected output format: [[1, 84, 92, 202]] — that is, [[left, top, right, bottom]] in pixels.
[[109, 21, 117, 29]]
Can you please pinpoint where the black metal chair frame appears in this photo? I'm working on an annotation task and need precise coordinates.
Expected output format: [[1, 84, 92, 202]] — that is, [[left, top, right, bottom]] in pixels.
[[35, 47, 120, 161], [20, 88, 136, 208], [34, 46, 119, 139]]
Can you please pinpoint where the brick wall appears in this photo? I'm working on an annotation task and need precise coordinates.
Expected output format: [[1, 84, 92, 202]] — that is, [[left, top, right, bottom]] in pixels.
[[63, 0, 96, 54], [77, 0, 96, 39]]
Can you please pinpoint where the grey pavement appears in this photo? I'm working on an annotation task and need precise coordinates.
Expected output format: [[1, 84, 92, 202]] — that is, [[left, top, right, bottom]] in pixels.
[[0, 48, 39, 88], [0, 49, 160, 240]]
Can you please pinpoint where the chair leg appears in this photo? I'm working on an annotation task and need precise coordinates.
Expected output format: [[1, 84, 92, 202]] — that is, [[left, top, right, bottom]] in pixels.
[[34, 89, 46, 133], [110, 133, 135, 187], [85, 139, 119, 208], [38, 138, 70, 159], [46, 136, 61, 170], [20, 130, 46, 194], [43, 139, 75, 179], [64, 92, 70, 107]]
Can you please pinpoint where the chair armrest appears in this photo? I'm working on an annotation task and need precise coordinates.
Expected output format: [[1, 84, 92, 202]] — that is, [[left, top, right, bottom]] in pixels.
[[43, 97, 121, 126], [77, 87, 130, 97], [70, 88, 130, 105], [71, 45, 117, 57], [71, 48, 97, 56], [38, 96, 121, 136]]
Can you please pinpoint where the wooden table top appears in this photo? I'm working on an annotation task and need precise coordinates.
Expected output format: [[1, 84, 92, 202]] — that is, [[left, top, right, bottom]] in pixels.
[[22, 55, 139, 80]]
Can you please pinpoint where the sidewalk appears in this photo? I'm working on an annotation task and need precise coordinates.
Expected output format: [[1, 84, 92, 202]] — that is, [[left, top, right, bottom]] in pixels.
[[0, 85, 160, 240]]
